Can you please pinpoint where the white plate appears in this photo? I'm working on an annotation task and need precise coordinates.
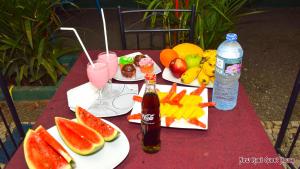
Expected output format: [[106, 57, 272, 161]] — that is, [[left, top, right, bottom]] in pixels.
[[162, 68, 213, 88], [113, 52, 162, 81], [129, 84, 208, 130], [47, 119, 130, 169], [67, 83, 138, 117]]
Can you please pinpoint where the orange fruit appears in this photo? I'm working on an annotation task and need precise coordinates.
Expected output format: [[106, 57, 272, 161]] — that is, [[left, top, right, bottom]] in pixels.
[[160, 49, 179, 67]]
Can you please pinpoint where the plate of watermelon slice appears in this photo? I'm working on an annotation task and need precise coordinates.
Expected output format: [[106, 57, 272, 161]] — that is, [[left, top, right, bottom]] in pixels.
[[23, 107, 130, 169]]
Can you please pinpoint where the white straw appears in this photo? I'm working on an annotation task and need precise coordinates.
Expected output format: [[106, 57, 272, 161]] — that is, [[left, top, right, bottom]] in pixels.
[[60, 27, 95, 67], [100, 8, 109, 57]]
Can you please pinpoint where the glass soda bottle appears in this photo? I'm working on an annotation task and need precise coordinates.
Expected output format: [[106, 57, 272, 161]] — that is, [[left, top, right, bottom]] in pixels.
[[212, 33, 244, 110], [141, 73, 161, 153]]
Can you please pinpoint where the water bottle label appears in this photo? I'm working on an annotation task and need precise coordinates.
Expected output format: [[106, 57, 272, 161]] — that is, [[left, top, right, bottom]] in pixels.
[[215, 55, 242, 76]]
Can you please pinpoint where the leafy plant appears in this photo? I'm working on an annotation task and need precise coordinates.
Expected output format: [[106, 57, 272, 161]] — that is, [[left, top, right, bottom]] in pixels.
[[0, 0, 79, 86], [136, 0, 257, 49]]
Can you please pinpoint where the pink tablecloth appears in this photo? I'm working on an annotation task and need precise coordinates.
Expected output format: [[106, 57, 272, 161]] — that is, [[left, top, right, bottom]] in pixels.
[[5, 50, 283, 169]]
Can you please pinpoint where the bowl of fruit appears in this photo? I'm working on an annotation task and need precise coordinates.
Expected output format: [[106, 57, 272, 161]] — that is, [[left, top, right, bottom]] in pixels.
[[161, 43, 216, 88]]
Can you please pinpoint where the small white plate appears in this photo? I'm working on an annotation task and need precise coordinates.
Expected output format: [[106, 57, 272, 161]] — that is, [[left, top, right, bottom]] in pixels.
[[67, 83, 138, 117], [129, 84, 208, 130], [162, 68, 213, 88], [113, 52, 162, 82], [47, 119, 130, 169]]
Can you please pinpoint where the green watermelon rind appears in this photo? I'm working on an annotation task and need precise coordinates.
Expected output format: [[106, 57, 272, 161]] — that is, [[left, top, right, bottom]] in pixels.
[[23, 129, 72, 169], [24, 130, 37, 169], [103, 129, 119, 142], [75, 107, 120, 142], [55, 117, 105, 156], [76, 115, 120, 142]]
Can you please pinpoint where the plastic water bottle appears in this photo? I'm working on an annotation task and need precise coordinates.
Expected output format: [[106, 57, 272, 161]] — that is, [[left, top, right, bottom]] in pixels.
[[212, 33, 243, 110]]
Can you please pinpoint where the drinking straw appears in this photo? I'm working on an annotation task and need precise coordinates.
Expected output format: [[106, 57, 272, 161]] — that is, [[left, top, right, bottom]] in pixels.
[[60, 27, 95, 67], [100, 8, 109, 58]]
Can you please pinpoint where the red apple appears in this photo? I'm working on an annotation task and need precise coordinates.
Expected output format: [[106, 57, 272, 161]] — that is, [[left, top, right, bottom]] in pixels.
[[169, 58, 187, 78]]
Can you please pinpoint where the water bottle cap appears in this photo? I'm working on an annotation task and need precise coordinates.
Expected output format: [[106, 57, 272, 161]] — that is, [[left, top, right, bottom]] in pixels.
[[226, 33, 237, 41]]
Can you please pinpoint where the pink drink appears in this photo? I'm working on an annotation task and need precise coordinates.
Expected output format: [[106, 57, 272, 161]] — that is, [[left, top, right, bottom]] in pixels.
[[87, 61, 108, 89], [98, 51, 118, 79]]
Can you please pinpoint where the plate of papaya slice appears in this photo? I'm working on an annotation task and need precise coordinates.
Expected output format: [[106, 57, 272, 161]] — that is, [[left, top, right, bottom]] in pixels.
[[128, 83, 215, 130]]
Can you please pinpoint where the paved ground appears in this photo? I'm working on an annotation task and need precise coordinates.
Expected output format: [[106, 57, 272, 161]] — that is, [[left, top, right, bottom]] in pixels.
[[237, 7, 300, 121]]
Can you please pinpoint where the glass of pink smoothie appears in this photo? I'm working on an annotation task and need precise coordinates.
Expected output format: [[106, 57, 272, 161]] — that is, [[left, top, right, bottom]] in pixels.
[[98, 51, 118, 79], [87, 60, 108, 111], [98, 51, 123, 97]]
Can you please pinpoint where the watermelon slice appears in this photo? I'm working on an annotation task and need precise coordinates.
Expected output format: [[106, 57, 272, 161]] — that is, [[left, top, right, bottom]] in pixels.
[[55, 117, 105, 155], [24, 129, 71, 169], [35, 126, 73, 163], [75, 106, 119, 142]]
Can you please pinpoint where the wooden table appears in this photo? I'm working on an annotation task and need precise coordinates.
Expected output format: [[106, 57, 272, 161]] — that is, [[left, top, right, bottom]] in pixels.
[[5, 50, 283, 169]]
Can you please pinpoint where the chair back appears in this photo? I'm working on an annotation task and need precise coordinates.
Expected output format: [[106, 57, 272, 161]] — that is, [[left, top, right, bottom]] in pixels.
[[0, 74, 25, 163], [117, 5, 196, 49], [275, 68, 300, 169]]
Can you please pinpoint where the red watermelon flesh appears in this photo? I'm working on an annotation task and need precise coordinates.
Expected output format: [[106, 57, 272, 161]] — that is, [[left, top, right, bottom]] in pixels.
[[60, 118, 101, 143], [35, 126, 73, 163], [75, 106, 119, 141], [24, 129, 71, 169], [55, 117, 104, 155]]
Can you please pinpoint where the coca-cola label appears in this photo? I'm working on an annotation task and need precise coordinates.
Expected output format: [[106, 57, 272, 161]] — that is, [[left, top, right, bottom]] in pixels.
[[142, 114, 155, 124]]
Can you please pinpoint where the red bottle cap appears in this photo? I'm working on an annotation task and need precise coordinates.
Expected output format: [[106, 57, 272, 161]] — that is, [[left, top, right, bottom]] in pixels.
[[145, 73, 156, 81]]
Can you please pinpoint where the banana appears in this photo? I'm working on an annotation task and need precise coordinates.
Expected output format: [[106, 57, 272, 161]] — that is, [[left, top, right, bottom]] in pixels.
[[203, 62, 215, 76], [207, 57, 216, 67], [181, 67, 201, 84], [203, 50, 217, 60], [197, 71, 210, 85]]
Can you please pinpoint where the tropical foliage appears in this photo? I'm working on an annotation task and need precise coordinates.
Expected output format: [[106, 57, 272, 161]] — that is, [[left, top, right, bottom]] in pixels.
[[0, 0, 79, 86], [136, 0, 251, 49]]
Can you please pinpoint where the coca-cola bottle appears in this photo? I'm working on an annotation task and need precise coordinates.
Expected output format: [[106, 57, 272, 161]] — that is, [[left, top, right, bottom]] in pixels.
[[141, 73, 161, 153]]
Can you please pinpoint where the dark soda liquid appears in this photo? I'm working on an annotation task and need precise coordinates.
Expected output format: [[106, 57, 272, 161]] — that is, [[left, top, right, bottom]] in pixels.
[[141, 92, 161, 153]]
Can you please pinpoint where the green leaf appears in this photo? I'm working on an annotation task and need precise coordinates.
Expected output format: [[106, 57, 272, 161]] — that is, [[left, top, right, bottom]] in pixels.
[[208, 2, 233, 24], [143, 0, 159, 20], [136, 0, 152, 6], [196, 15, 204, 49], [16, 5, 25, 10], [41, 58, 57, 83], [37, 38, 46, 64], [207, 31, 216, 49], [0, 36, 19, 49], [24, 20, 33, 49], [226, 0, 247, 16], [163, 1, 172, 19], [0, 45, 11, 51], [51, 47, 80, 59], [18, 65, 27, 84], [50, 59, 68, 75], [236, 10, 265, 17], [29, 57, 36, 76]]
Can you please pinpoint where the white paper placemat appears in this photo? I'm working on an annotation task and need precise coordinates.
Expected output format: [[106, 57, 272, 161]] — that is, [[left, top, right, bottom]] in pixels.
[[67, 83, 138, 117]]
